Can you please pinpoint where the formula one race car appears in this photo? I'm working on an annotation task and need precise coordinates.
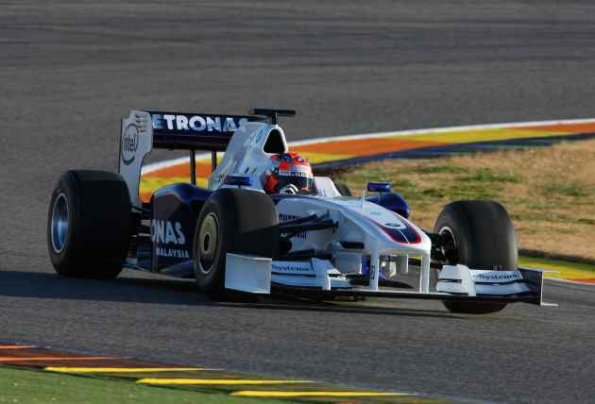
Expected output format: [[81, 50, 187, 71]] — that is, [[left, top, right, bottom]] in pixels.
[[47, 109, 547, 314]]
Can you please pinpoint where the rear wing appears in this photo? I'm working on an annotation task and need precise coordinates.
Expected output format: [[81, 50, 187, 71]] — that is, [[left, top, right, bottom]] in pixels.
[[148, 111, 264, 151], [118, 109, 292, 207]]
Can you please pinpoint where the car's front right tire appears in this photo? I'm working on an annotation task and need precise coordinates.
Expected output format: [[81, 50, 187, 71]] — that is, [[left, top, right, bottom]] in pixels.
[[434, 200, 518, 314]]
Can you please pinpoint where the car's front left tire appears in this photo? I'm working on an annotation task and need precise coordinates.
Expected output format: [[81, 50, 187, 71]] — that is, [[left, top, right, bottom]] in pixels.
[[193, 188, 278, 297]]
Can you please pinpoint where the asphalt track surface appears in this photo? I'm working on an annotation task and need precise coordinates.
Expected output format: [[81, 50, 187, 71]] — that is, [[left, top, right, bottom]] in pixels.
[[1, 1, 595, 402]]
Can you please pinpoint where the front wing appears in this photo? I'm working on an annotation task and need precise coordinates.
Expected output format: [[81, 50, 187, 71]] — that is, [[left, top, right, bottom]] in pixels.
[[224, 253, 550, 307]]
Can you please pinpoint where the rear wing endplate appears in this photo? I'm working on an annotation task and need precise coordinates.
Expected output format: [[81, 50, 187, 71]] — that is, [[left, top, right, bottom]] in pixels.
[[118, 110, 263, 207]]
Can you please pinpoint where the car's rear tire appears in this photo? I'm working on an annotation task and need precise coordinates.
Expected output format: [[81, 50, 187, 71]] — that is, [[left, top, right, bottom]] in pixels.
[[193, 189, 278, 297], [47, 170, 132, 279], [434, 200, 517, 314]]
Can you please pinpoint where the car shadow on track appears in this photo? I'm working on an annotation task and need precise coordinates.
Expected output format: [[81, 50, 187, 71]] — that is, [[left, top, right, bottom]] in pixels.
[[0, 270, 465, 319]]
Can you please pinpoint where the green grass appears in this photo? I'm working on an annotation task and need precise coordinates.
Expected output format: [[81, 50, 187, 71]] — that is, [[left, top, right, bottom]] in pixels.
[[541, 181, 590, 198], [0, 367, 281, 404], [412, 165, 466, 174], [462, 168, 520, 184], [333, 140, 595, 261], [339, 164, 511, 202]]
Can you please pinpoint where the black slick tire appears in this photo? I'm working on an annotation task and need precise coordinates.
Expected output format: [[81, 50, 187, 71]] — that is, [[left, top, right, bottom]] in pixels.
[[193, 188, 278, 297], [47, 170, 132, 279], [434, 200, 517, 314]]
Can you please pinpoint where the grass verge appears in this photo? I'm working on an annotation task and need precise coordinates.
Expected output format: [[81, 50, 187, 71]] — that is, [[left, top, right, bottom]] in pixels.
[[0, 366, 281, 404], [334, 139, 595, 261]]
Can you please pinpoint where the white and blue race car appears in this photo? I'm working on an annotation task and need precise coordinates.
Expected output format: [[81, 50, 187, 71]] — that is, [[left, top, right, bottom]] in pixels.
[[47, 108, 547, 314]]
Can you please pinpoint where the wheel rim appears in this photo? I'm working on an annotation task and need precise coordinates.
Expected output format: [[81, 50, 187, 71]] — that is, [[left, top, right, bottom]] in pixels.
[[197, 213, 219, 274], [51, 193, 69, 253], [438, 226, 458, 264]]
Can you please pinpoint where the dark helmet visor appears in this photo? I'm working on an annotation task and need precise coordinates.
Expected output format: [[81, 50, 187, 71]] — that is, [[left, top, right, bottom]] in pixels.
[[277, 175, 313, 192]]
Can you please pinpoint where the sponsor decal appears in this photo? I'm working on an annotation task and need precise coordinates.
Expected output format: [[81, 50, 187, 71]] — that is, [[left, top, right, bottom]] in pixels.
[[279, 170, 310, 178], [156, 247, 190, 259], [472, 271, 523, 282], [151, 113, 249, 134], [121, 124, 139, 165], [272, 262, 314, 273], [151, 220, 186, 245]]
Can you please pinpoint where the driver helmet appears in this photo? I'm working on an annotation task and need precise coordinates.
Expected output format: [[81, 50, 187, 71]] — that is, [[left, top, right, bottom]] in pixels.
[[264, 152, 314, 194]]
